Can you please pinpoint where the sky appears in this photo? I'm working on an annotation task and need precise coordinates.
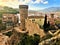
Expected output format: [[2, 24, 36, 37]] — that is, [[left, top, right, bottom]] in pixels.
[[0, 0, 60, 10]]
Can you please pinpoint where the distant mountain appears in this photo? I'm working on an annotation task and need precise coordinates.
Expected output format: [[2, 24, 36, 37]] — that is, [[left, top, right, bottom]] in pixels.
[[39, 7, 60, 13], [29, 7, 60, 13], [0, 6, 60, 14], [29, 10, 37, 13]]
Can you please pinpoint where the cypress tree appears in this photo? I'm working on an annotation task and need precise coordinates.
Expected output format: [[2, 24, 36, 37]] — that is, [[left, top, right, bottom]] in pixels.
[[43, 14, 48, 32], [47, 21, 50, 30]]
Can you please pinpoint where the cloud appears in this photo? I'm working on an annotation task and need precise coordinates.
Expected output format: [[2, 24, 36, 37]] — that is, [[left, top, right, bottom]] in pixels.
[[0, 0, 48, 8], [41, 1, 48, 4], [18, 0, 48, 4], [0, 0, 48, 4], [29, 0, 48, 4], [31, 0, 43, 4], [18, 0, 31, 4], [33, 0, 42, 3]]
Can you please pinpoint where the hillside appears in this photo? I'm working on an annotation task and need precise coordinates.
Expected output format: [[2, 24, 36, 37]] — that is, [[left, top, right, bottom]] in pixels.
[[0, 6, 19, 18], [0, 6, 19, 14]]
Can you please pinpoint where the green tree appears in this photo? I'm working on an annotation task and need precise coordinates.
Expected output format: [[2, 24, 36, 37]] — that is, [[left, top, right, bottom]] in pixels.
[[18, 33, 40, 45], [4, 31, 13, 37], [0, 20, 2, 24], [33, 34, 40, 45], [43, 14, 48, 32]]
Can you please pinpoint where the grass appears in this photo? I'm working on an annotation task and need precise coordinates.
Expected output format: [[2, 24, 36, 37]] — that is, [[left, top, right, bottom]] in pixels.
[[34, 18, 44, 26]]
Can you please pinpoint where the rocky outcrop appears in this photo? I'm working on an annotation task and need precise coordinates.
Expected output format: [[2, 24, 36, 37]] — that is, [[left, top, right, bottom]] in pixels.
[[25, 19, 46, 38], [0, 33, 9, 45], [8, 30, 20, 45], [39, 32, 60, 45]]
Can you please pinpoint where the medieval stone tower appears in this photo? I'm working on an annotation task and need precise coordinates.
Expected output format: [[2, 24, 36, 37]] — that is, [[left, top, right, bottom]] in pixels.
[[19, 5, 28, 31]]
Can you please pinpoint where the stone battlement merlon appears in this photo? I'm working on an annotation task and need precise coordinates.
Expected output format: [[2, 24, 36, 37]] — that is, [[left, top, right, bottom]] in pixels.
[[19, 5, 28, 9]]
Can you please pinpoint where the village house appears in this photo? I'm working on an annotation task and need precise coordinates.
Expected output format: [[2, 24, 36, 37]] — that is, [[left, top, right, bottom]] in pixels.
[[2, 14, 18, 29]]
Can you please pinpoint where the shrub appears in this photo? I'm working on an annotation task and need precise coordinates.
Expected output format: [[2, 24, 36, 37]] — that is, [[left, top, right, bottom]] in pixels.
[[0, 24, 6, 30], [18, 33, 40, 45], [4, 31, 13, 37]]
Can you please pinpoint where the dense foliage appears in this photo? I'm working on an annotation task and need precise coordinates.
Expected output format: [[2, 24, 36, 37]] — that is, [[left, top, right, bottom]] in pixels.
[[0, 6, 19, 18], [43, 14, 59, 31], [18, 33, 40, 45], [0, 25, 6, 30], [4, 31, 13, 37], [0, 20, 6, 30], [0, 6, 19, 14]]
